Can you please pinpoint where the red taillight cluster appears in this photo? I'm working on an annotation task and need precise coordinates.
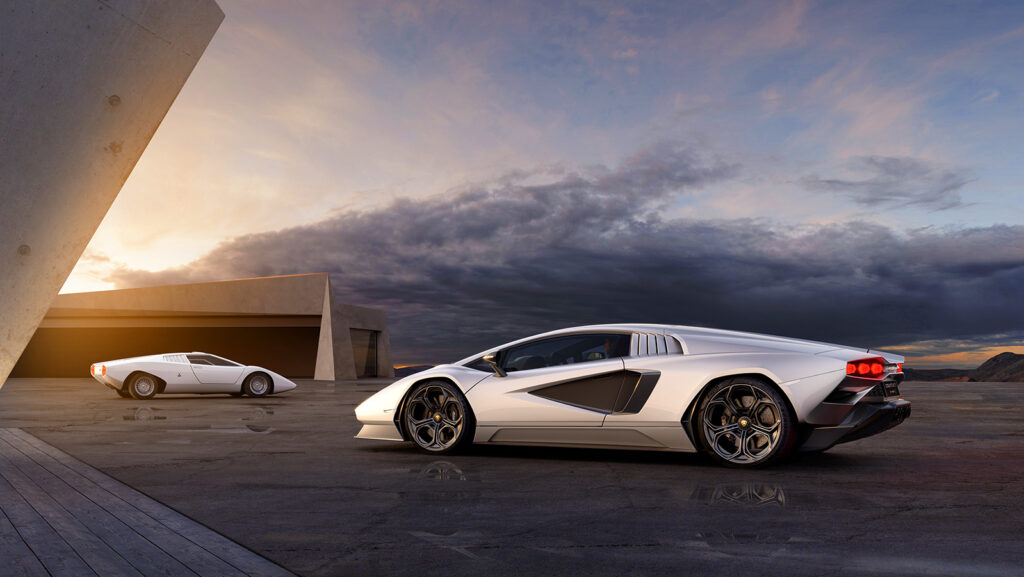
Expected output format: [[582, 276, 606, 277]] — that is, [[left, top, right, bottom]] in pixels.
[[91, 364, 106, 376], [845, 357, 890, 378]]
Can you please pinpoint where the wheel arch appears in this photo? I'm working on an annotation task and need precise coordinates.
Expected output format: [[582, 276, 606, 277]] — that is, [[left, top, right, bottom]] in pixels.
[[680, 371, 797, 448]]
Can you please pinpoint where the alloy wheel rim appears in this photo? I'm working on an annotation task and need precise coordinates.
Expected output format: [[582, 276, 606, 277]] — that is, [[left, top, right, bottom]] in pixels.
[[702, 384, 781, 464], [406, 385, 464, 451], [249, 376, 269, 395], [135, 377, 155, 396]]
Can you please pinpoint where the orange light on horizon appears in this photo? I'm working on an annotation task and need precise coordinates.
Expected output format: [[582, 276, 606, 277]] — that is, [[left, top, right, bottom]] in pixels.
[[894, 345, 1024, 369]]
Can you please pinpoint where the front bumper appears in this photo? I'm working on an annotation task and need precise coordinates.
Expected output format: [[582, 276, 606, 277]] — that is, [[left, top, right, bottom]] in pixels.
[[801, 398, 911, 452], [91, 373, 126, 392]]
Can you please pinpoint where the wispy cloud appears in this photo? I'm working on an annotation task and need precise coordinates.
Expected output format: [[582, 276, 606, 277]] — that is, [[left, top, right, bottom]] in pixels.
[[802, 156, 973, 210]]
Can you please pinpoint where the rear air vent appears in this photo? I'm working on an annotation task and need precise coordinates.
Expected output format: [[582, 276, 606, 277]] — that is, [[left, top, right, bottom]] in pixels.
[[633, 333, 683, 357], [163, 354, 187, 363]]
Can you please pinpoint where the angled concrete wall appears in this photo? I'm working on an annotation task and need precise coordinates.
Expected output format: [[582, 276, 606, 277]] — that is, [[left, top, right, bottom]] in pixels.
[[0, 0, 224, 388], [11, 273, 394, 380]]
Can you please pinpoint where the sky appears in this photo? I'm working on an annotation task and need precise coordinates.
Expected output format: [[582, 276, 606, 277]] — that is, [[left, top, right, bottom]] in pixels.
[[63, 0, 1024, 368]]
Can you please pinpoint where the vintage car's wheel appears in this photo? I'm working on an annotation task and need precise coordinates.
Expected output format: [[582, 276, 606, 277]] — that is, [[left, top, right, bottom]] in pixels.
[[697, 377, 796, 468], [243, 373, 272, 398], [127, 373, 159, 400], [403, 381, 474, 454]]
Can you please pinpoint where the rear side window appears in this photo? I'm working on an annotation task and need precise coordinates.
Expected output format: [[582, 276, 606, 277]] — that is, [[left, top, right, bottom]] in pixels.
[[502, 333, 630, 372]]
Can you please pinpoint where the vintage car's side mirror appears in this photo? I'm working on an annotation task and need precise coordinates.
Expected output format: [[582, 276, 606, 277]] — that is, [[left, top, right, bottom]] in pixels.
[[483, 353, 506, 377]]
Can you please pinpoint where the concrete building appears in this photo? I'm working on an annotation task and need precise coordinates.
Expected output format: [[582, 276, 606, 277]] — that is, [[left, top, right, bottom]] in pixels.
[[0, 0, 224, 387], [11, 274, 393, 381]]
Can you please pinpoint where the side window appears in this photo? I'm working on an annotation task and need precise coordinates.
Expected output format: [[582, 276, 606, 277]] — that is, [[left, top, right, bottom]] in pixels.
[[187, 354, 214, 366], [502, 334, 630, 372], [205, 355, 239, 367]]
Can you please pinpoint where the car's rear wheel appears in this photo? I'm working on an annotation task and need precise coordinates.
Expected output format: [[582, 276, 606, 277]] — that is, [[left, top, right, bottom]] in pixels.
[[403, 381, 474, 454], [115, 388, 131, 399], [697, 377, 796, 468], [127, 373, 158, 400], [243, 373, 272, 398]]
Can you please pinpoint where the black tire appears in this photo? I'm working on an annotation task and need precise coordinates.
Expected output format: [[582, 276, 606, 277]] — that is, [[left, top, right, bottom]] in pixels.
[[127, 373, 159, 400], [243, 373, 272, 398], [696, 377, 797, 468], [403, 380, 475, 454], [116, 388, 132, 399]]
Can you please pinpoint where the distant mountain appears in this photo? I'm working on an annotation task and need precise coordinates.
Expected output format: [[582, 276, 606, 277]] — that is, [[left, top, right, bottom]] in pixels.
[[971, 352, 1024, 382], [905, 352, 1024, 382]]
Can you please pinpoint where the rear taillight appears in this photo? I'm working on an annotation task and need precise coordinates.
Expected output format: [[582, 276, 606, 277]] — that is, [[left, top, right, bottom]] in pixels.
[[845, 357, 889, 379], [91, 364, 106, 376]]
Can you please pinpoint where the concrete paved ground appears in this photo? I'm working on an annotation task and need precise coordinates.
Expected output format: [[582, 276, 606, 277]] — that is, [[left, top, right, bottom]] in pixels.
[[0, 378, 1020, 577]]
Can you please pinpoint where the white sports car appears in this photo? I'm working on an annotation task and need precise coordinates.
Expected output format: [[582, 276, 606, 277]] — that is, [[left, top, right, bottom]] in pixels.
[[90, 352, 298, 400], [355, 324, 910, 467]]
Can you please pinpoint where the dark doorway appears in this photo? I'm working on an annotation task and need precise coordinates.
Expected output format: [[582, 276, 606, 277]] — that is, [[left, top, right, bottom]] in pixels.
[[349, 329, 378, 378]]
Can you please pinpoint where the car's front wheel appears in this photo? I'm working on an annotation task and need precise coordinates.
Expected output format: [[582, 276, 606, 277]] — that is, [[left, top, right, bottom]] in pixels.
[[127, 373, 159, 400], [697, 377, 796, 468], [403, 381, 474, 454], [243, 373, 272, 398]]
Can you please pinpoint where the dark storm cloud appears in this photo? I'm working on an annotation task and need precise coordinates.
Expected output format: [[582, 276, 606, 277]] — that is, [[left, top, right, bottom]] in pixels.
[[109, 143, 1024, 363], [802, 156, 973, 210]]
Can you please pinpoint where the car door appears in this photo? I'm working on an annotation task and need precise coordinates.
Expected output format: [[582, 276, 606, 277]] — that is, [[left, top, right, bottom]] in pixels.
[[157, 354, 202, 393], [466, 333, 632, 427], [187, 354, 244, 390]]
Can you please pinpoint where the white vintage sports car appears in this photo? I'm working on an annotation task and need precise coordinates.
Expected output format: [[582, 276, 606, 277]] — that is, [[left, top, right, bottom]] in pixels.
[[90, 352, 298, 400], [355, 324, 910, 467]]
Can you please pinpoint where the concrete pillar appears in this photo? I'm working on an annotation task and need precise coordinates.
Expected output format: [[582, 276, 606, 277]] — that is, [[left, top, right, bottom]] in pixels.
[[314, 278, 358, 381], [0, 0, 224, 387]]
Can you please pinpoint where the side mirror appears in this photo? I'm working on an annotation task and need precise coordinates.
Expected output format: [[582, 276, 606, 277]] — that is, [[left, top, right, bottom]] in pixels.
[[483, 353, 506, 377]]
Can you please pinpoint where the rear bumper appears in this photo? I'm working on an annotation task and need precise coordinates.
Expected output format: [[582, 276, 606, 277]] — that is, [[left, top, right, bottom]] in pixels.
[[801, 399, 911, 452]]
